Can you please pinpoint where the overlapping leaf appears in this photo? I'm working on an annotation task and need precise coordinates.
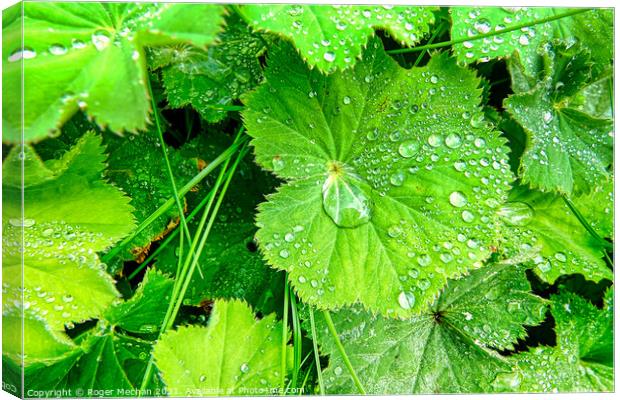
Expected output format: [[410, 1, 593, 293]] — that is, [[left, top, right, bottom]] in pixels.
[[239, 4, 435, 72], [494, 289, 613, 392], [450, 7, 556, 76], [310, 264, 547, 394], [496, 185, 612, 283], [2, 132, 134, 345], [150, 13, 267, 122], [2, 2, 224, 143], [103, 126, 199, 262], [154, 300, 292, 396], [244, 38, 513, 317], [505, 42, 612, 195]]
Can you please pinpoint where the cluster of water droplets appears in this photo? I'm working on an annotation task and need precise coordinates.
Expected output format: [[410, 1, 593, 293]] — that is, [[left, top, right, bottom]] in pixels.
[[457, 7, 552, 64], [250, 5, 431, 70]]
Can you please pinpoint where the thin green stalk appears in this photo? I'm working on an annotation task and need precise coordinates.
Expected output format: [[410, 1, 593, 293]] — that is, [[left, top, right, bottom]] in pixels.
[[281, 274, 290, 394], [308, 308, 325, 395], [289, 289, 303, 389], [322, 310, 366, 395], [127, 170, 234, 281], [413, 21, 446, 67], [204, 104, 244, 112], [164, 143, 249, 331], [388, 9, 590, 55], [139, 153, 233, 394], [102, 136, 246, 263], [147, 75, 202, 277], [562, 196, 613, 250]]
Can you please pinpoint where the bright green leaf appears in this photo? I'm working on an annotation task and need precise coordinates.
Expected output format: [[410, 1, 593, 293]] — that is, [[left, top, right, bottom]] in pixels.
[[450, 7, 556, 76], [495, 289, 613, 392], [2, 132, 134, 335], [238, 4, 435, 72], [497, 186, 612, 283], [105, 269, 174, 334], [244, 39, 513, 317], [504, 42, 612, 195], [2, 2, 224, 143], [311, 264, 546, 394], [154, 300, 292, 396], [152, 13, 267, 123]]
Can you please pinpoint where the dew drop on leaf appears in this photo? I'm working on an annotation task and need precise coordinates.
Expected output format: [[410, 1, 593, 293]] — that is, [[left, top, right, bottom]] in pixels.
[[322, 163, 372, 228], [49, 44, 68, 56], [449, 191, 468, 208], [445, 133, 463, 149], [398, 291, 416, 310], [398, 140, 419, 158], [240, 363, 250, 373]]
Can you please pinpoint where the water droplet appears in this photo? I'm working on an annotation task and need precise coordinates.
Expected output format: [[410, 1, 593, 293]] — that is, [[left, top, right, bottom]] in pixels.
[[322, 162, 372, 228], [398, 140, 419, 158], [449, 191, 468, 208], [427, 134, 442, 147], [199, 375, 207, 382], [554, 252, 567, 262], [389, 171, 405, 187], [272, 156, 285, 171], [49, 44, 67, 56], [8, 47, 36, 62], [417, 254, 431, 267], [240, 363, 250, 373], [279, 249, 290, 259], [430, 75, 439, 84], [323, 51, 336, 63], [461, 210, 475, 222], [387, 225, 402, 238], [91, 30, 111, 51], [398, 291, 416, 310], [334, 366, 343, 376], [498, 202, 534, 227], [445, 133, 462, 149], [342, 96, 351, 105], [366, 128, 379, 141], [417, 279, 431, 290], [474, 138, 486, 148], [71, 39, 86, 49]]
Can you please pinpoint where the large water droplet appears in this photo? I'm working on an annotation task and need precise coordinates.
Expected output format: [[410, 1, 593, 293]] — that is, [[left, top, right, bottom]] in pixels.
[[272, 156, 285, 171], [449, 191, 468, 208], [398, 291, 416, 310], [49, 44, 68, 56], [323, 51, 336, 62], [240, 363, 250, 373], [398, 140, 419, 158], [445, 133, 462, 149], [91, 30, 111, 51], [322, 162, 372, 228], [498, 202, 534, 226]]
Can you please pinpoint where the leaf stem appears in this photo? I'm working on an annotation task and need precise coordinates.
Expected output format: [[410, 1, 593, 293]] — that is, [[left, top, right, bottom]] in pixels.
[[147, 74, 203, 278], [321, 310, 366, 395], [281, 274, 290, 394], [308, 308, 325, 395], [387, 8, 591, 55], [289, 288, 303, 389], [413, 21, 447, 67], [562, 196, 613, 250], [102, 136, 246, 263]]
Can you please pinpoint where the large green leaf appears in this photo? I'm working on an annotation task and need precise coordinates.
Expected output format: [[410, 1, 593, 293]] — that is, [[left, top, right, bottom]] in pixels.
[[496, 186, 612, 283], [154, 300, 292, 396], [494, 289, 613, 392], [156, 136, 284, 315], [105, 269, 174, 335], [243, 39, 513, 317], [2, 132, 135, 354], [505, 42, 612, 195], [151, 13, 267, 123], [450, 7, 556, 77], [2, 2, 224, 143], [311, 264, 547, 394], [238, 4, 435, 72]]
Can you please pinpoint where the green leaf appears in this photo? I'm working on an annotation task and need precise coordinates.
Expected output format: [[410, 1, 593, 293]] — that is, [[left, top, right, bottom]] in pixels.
[[450, 7, 556, 76], [2, 2, 224, 143], [238, 4, 435, 72], [310, 264, 547, 394], [504, 42, 612, 195], [103, 126, 200, 261], [243, 39, 513, 317], [105, 269, 174, 335], [152, 13, 267, 123], [497, 185, 612, 283], [494, 289, 613, 392], [157, 135, 284, 315], [154, 300, 292, 396], [2, 132, 134, 335]]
